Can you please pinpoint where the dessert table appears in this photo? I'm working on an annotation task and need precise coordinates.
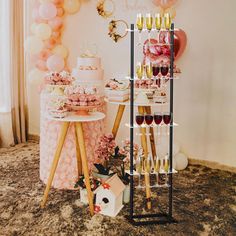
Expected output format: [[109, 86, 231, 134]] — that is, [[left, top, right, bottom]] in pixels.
[[40, 112, 105, 216], [40, 92, 105, 190]]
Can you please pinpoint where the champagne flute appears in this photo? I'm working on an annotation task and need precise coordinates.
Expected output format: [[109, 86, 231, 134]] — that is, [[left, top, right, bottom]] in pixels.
[[164, 13, 171, 30], [163, 155, 170, 186], [155, 13, 162, 45], [136, 62, 144, 80], [146, 62, 153, 80], [136, 154, 143, 188], [154, 156, 161, 186], [136, 13, 144, 45], [146, 13, 153, 45], [145, 155, 152, 174]]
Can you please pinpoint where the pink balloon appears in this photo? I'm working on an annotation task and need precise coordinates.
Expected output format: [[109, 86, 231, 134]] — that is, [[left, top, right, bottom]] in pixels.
[[39, 49, 52, 61], [36, 59, 48, 71], [46, 54, 65, 72], [39, 2, 57, 20], [48, 17, 63, 31], [153, 0, 177, 9], [51, 31, 61, 40], [52, 0, 64, 6], [44, 38, 57, 49]]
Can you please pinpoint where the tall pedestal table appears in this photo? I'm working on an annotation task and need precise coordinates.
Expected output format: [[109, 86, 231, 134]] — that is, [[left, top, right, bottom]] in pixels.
[[41, 112, 106, 216]]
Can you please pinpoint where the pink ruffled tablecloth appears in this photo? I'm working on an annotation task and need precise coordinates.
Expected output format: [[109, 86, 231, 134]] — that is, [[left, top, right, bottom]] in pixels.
[[39, 92, 105, 189]]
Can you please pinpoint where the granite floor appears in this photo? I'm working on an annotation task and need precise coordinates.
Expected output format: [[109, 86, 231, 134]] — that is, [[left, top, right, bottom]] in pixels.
[[0, 141, 235, 236]]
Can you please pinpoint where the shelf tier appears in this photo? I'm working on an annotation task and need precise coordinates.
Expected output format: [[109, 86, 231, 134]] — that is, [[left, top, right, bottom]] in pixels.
[[125, 123, 178, 129], [126, 28, 174, 33], [124, 76, 180, 81], [105, 98, 169, 107], [126, 169, 177, 176]]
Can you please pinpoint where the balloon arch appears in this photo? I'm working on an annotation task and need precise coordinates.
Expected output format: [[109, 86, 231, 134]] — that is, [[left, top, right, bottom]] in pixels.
[[25, 0, 187, 81]]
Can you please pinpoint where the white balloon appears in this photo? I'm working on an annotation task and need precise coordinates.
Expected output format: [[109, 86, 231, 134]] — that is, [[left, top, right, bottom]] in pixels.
[[173, 143, 180, 156], [28, 68, 45, 83], [30, 23, 38, 34], [24, 36, 44, 54], [35, 23, 52, 40], [174, 153, 188, 171]]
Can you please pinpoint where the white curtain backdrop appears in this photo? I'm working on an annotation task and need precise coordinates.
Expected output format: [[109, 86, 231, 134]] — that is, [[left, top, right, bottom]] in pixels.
[[0, 0, 14, 146]]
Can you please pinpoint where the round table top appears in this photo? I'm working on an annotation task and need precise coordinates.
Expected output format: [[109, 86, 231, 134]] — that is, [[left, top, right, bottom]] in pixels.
[[44, 111, 106, 122], [104, 98, 169, 107]]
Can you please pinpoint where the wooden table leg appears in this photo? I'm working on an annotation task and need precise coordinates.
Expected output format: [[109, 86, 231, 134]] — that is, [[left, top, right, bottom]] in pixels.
[[145, 106, 157, 158], [74, 124, 82, 176], [41, 122, 70, 208], [112, 104, 126, 139], [138, 106, 151, 210], [75, 122, 94, 216]]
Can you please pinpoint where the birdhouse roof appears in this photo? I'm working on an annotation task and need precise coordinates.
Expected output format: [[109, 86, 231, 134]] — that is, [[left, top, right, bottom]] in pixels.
[[94, 174, 126, 196]]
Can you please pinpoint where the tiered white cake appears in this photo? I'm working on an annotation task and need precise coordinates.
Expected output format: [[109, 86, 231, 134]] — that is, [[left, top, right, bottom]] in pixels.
[[72, 55, 104, 84]]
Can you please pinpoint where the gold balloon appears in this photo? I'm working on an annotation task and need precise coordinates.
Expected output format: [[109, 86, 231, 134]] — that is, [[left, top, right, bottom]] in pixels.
[[53, 45, 69, 58], [64, 0, 81, 14]]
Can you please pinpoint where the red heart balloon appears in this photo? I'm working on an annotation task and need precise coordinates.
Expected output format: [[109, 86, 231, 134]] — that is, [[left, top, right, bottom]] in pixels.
[[174, 29, 187, 60], [143, 29, 187, 62]]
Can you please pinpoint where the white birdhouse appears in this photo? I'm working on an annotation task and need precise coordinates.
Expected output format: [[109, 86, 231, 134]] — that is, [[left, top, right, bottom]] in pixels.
[[94, 174, 126, 217]]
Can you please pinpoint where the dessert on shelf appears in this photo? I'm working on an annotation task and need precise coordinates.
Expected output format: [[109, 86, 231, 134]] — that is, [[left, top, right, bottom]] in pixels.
[[105, 78, 129, 102], [47, 97, 68, 118]]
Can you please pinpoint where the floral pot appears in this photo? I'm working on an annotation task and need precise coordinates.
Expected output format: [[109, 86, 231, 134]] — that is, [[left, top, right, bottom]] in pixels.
[[123, 184, 130, 204], [92, 172, 111, 183]]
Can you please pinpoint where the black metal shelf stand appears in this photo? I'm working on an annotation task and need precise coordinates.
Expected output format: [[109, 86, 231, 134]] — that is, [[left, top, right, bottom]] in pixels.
[[128, 23, 176, 225]]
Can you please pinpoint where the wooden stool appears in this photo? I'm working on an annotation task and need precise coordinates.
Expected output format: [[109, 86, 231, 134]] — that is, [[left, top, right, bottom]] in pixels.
[[40, 112, 105, 216]]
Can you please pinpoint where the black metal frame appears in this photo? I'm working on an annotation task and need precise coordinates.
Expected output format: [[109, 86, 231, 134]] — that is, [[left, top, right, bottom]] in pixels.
[[128, 23, 176, 225]]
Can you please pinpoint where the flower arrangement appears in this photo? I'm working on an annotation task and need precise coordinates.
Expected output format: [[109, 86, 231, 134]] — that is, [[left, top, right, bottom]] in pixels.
[[74, 175, 101, 191], [64, 85, 101, 107], [44, 71, 74, 85], [94, 134, 140, 185]]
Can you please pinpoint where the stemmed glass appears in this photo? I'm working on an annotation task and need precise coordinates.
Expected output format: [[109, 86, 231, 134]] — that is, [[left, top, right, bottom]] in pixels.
[[160, 64, 169, 88], [163, 155, 170, 186], [136, 113, 144, 127], [146, 13, 153, 45], [152, 64, 159, 86], [145, 113, 153, 136], [136, 13, 144, 46], [154, 112, 162, 138], [154, 156, 161, 186], [136, 153, 143, 188], [164, 13, 171, 30], [136, 62, 144, 88], [146, 62, 153, 89], [155, 13, 162, 45], [163, 112, 171, 135]]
